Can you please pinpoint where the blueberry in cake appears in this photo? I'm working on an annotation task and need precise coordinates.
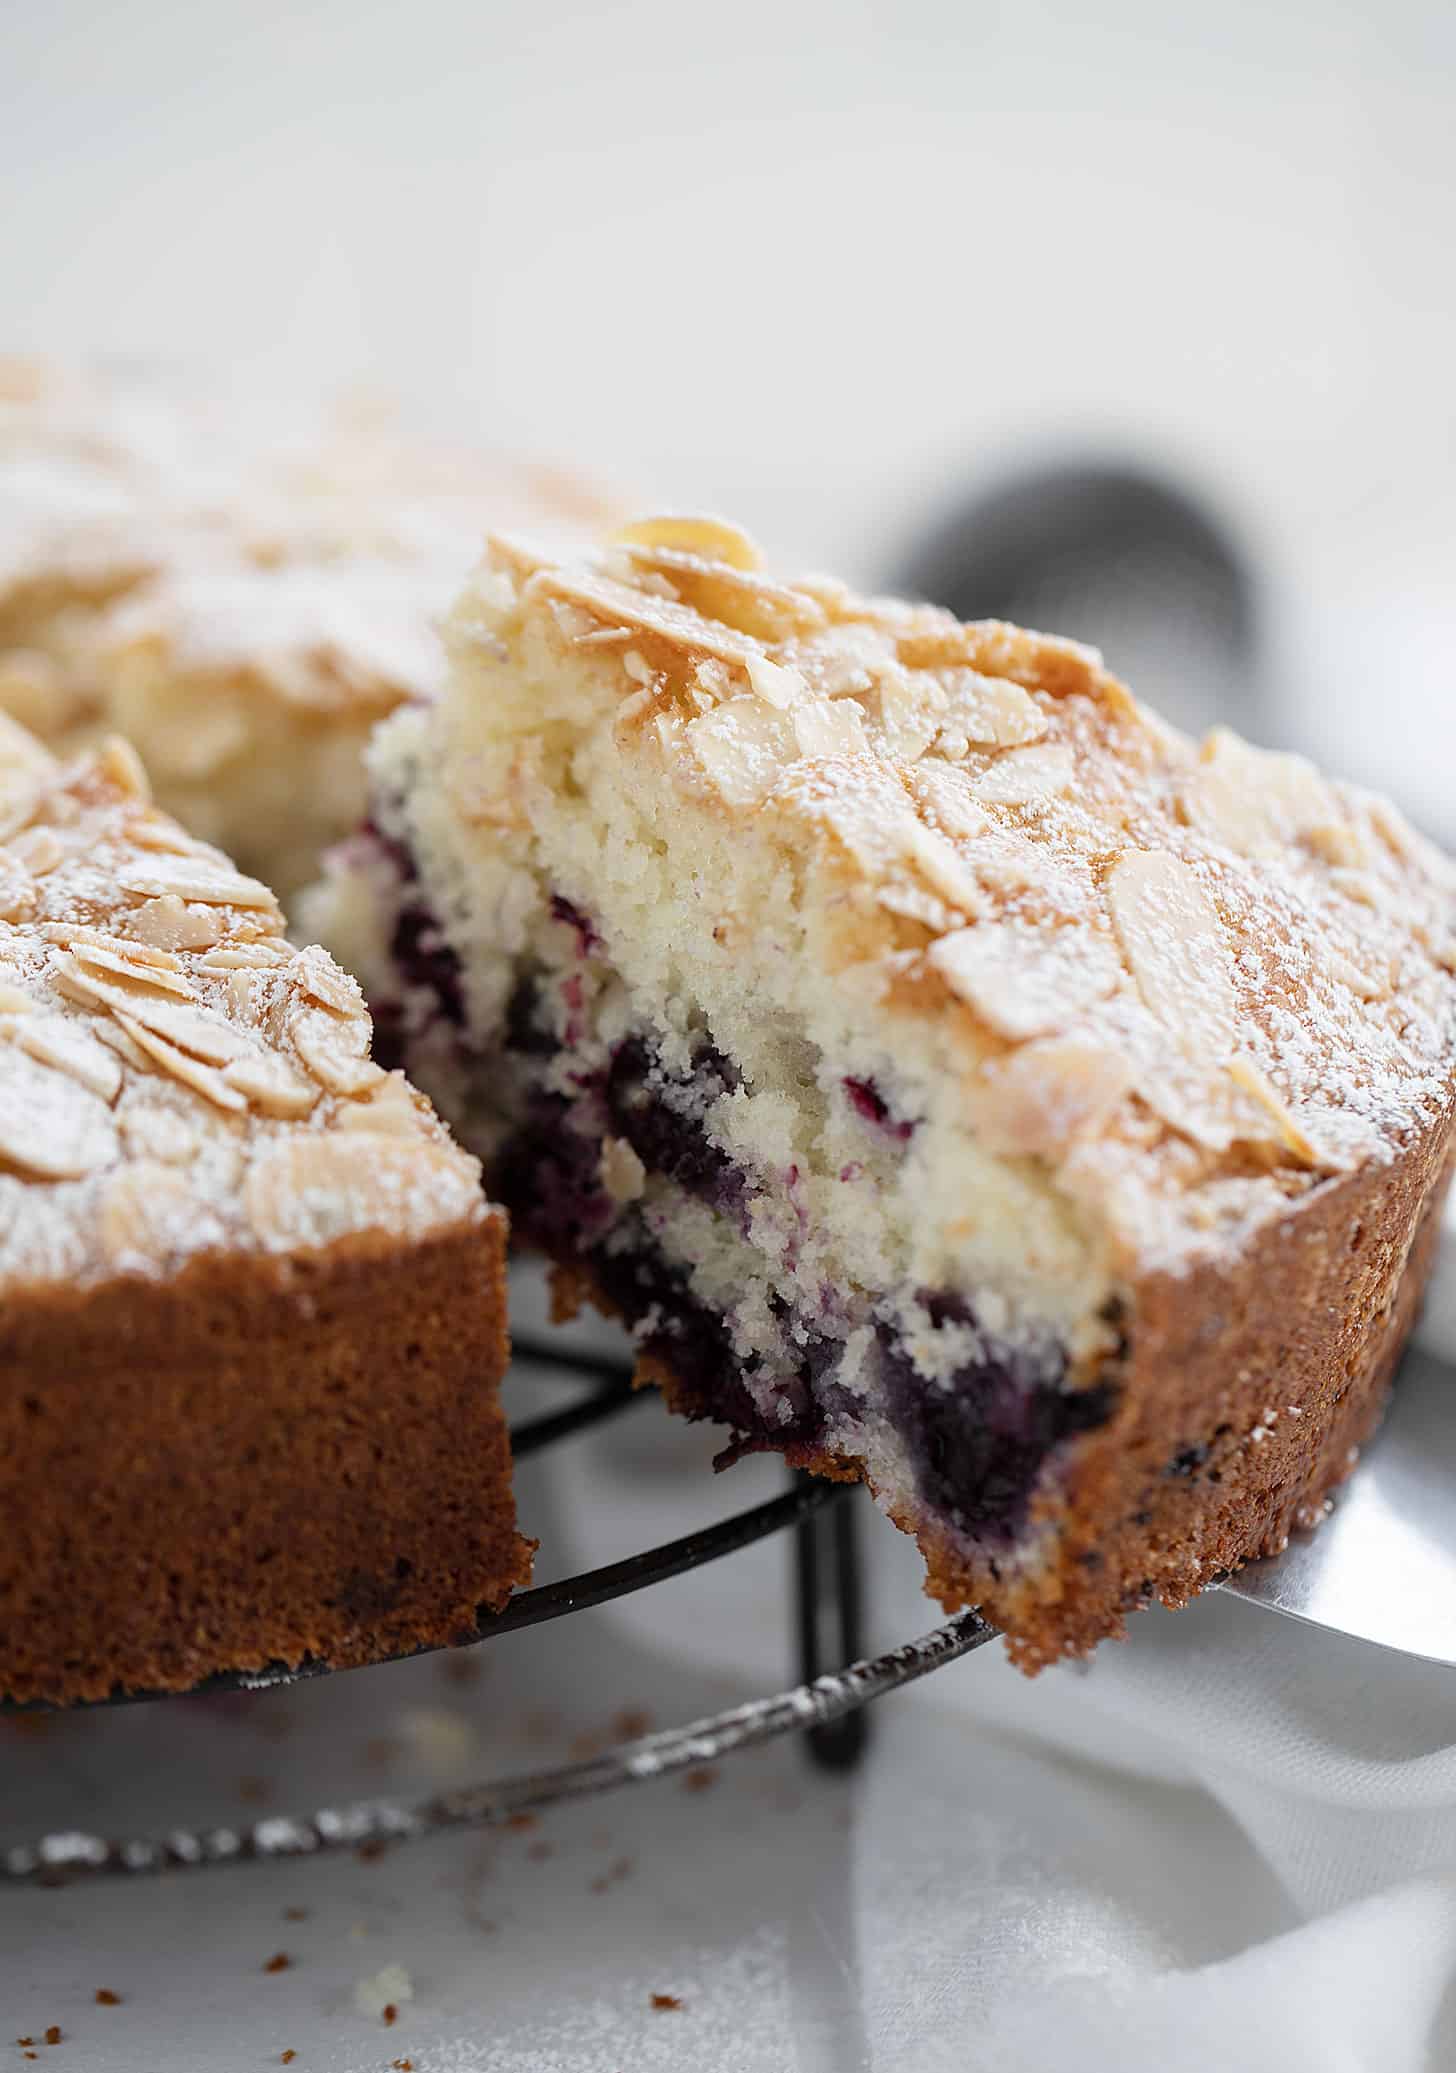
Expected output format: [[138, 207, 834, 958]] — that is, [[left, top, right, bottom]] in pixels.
[[0, 715, 530, 1705], [0, 357, 615, 899], [309, 515, 1456, 1667]]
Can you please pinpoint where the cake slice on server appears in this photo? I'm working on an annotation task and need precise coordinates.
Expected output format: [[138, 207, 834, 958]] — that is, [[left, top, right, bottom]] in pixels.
[[0, 715, 529, 1707], [308, 516, 1456, 1668]]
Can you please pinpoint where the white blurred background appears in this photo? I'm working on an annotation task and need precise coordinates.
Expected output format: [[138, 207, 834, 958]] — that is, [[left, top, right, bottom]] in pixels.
[[4, 0, 1453, 824]]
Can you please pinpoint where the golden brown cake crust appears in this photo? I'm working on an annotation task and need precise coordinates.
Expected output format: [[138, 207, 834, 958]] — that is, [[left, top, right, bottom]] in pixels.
[[1, 1217, 529, 1707]]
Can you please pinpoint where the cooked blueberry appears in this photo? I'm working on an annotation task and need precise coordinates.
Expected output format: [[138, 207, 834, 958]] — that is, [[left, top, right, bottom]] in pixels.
[[843, 1075, 915, 1141]]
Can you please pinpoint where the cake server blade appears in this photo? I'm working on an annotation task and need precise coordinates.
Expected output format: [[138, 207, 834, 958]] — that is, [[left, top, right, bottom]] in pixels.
[[1220, 1344, 1456, 1665]]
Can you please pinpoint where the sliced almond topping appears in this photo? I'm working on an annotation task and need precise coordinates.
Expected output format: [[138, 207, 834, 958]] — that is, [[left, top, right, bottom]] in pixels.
[[290, 1003, 384, 1096], [8, 826, 62, 875], [113, 1011, 248, 1112], [970, 743, 1076, 806], [1183, 728, 1334, 857], [333, 1072, 427, 1136], [197, 942, 293, 970], [0, 854, 35, 924], [0, 980, 31, 1012], [69, 941, 196, 999], [244, 1135, 479, 1250], [123, 816, 204, 856], [115, 859, 279, 910], [906, 765, 993, 841], [1304, 821, 1369, 869], [1108, 849, 1237, 1060], [41, 924, 183, 971], [11, 1014, 124, 1102], [119, 1105, 201, 1165], [291, 943, 366, 1017], [1226, 1055, 1320, 1165], [99, 1164, 209, 1270], [223, 1050, 319, 1119], [686, 698, 795, 807], [744, 651, 806, 709], [615, 515, 763, 571], [0, 1049, 118, 1179], [967, 1037, 1134, 1157], [792, 698, 868, 759], [906, 668, 1048, 757], [92, 1017, 158, 1075], [94, 735, 151, 802], [129, 895, 228, 951], [930, 921, 1124, 1040], [899, 823, 984, 918]]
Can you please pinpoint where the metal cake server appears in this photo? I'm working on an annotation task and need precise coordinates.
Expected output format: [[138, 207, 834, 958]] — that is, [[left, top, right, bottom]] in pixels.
[[1220, 1344, 1456, 1666]]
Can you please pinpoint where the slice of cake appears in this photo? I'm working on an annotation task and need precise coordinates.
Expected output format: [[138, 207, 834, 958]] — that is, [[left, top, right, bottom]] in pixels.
[[0, 715, 529, 1706], [0, 357, 616, 899], [309, 515, 1456, 1669]]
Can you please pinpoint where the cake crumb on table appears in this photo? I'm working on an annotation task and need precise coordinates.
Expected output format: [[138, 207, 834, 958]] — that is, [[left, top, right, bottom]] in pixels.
[[352, 1964, 413, 2023], [263, 1953, 292, 1974], [382, 2005, 398, 2027], [650, 1993, 684, 2011], [43, 2030, 61, 2048], [280, 2054, 296, 2066], [283, 1906, 310, 1921], [391, 2059, 414, 2070], [93, 1991, 121, 2007]]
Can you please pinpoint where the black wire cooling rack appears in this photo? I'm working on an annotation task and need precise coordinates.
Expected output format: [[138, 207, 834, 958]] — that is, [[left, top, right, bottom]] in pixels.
[[2, 1339, 997, 1885]]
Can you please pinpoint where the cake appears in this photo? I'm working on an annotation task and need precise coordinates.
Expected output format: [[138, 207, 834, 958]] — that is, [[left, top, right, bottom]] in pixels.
[[308, 514, 1456, 1669], [0, 357, 615, 900], [0, 714, 529, 1707]]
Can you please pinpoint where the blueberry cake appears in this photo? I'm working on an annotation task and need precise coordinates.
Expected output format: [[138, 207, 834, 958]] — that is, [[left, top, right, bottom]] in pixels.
[[0, 715, 529, 1705], [0, 357, 615, 898], [309, 516, 1456, 1667]]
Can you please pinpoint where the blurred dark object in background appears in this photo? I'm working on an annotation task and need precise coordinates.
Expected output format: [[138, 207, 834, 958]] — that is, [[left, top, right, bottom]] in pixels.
[[897, 460, 1259, 742]]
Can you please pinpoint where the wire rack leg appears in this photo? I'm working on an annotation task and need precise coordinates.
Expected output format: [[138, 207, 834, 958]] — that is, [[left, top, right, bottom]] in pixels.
[[794, 1473, 867, 1771]]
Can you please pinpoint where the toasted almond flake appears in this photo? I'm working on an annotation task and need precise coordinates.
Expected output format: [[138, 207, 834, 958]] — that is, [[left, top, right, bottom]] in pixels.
[[70, 941, 196, 999], [291, 1004, 384, 1096], [686, 699, 794, 807], [198, 942, 293, 970], [1226, 1055, 1320, 1165], [1304, 821, 1369, 869], [94, 735, 151, 801], [615, 514, 763, 570], [41, 924, 183, 971], [91, 1017, 157, 1075], [600, 1134, 646, 1203], [0, 1049, 118, 1178], [0, 854, 34, 923], [967, 1037, 1134, 1157], [1108, 849, 1237, 1060], [744, 651, 805, 709], [99, 1164, 209, 1269], [119, 1104, 201, 1164], [899, 823, 984, 917], [113, 1011, 249, 1111], [223, 1050, 319, 1119], [1184, 728, 1334, 856], [334, 1072, 427, 1137], [130, 895, 228, 951], [914, 668, 1049, 755], [970, 743, 1075, 805], [8, 826, 62, 875], [123, 816, 202, 855], [930, 921, 1124, 1040], [245, 1137, 476, 1250], [906, 765, 993, 841], [292, 943, 365, 1017], [116, 860, 278, 909], [792, 698, 868, 759], [54, 955, 250, 1062], [11, 1014, 124, 1102]]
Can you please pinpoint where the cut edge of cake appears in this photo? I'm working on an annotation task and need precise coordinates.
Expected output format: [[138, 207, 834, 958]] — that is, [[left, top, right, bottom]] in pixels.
[[306, 513, 1456, 1668]]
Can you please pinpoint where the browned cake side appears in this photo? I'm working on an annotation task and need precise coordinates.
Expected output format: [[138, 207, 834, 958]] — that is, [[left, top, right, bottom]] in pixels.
[[919, 1117, 1455, 1667], [1, 1217, 526, 1707]]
